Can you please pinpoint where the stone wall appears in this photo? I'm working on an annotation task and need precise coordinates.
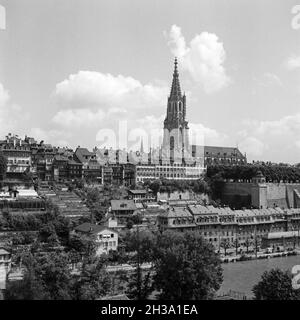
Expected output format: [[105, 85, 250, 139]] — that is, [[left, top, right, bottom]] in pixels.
[[221, 183, 252, 208], [222, 182, 300, 209]]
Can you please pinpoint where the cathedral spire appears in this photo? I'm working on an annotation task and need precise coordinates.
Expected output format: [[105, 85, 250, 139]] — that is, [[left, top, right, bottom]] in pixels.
[[170, 57, 182, 99]]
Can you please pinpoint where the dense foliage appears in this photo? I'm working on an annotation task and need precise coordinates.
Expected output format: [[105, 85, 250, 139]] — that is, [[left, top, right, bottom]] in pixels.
[[5, 246, 112, 300], [207, 164, 300, 183], [5, 250, 73, 300], [252, 268, 300, 300], [152, 230, 223, 299], [0, 204, 70, 245], [0, 152, 7, 186], [144, 178, 210, 195]]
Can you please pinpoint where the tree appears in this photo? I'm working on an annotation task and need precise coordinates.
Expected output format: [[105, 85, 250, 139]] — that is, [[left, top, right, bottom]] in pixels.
[[206, 172, 225, 200], [5, 267, 48, 300], [0, 152, 7, 187], [123, 229, 156, 263], [126, 268, 153, 300], [244, 237, 252, 254], [5, 250, 73, 300], [86, 188, 101, 205], [68, 233, 97, 258], [253, 268, 300, 300], [153, 230, 223, 300], [220, 238, 230, 256], [71, 256, 112, 300], [123, 229, 156, 300], [38, 223, 59, 244]]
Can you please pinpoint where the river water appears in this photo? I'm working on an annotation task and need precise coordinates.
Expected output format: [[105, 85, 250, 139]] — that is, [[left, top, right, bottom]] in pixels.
[[218, 255, 300, 298]]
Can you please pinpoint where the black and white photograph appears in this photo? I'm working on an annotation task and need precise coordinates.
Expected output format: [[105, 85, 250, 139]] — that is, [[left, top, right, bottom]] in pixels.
[[1, 0, 300, 308]]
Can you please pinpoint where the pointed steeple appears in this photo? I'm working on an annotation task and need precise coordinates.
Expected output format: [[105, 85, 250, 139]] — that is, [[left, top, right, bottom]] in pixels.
[[170, 57, 182, 99]]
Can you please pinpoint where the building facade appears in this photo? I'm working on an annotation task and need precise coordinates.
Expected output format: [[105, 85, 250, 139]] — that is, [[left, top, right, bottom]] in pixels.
[[200, 146, 247, 166], [110, 199, 137, 224], [157, 204, 299, 251], [0, 134, 32, 177]]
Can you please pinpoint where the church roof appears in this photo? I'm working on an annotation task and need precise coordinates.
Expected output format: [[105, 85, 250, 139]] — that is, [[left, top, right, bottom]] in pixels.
[[202, 146, 245, 157]]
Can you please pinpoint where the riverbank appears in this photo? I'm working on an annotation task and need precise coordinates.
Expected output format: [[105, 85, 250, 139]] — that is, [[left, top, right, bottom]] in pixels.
[[221, 249, 299, 263]]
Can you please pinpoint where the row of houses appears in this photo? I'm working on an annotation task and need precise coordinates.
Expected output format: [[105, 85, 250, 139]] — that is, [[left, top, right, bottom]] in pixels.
[[69, 199, 300, 259], [0, 133, 247, 185], [107, 193, 300, 250], [157, 204, 300, 249]]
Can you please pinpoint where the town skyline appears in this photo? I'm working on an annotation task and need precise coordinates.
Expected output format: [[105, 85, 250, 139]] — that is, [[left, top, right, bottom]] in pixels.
[[1, 0, 300, 163]]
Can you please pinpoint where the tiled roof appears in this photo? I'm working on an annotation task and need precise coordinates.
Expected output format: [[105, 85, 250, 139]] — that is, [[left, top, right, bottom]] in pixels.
[[75, 147, 95, 160], [143, 208, 167, 215], [111, 200, 137, 211], [129, 189, 148, 195], [68, 159, 82, 166], [74, 222, 116, 235], [160, 206, 193, 218], [54, 155, 69, 162], [203, 145, 245, 157], [188, 205, 214, 215]]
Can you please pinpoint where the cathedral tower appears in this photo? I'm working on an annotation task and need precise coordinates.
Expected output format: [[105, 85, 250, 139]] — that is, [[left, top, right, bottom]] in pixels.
[[162, 58, 190, 163]]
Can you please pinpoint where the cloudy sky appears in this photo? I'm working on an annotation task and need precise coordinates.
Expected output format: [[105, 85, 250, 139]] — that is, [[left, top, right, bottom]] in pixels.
[[1, 0, 300, 163]]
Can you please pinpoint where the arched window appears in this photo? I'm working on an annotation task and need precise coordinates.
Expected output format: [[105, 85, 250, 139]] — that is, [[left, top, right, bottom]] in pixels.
[[178, 102, 182, 112]]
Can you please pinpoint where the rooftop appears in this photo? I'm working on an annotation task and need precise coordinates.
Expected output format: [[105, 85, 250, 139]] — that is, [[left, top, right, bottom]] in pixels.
[[0, 248, 10, 255], [111, 200, 137, 211], [128, 189, 148, 195], [74, 223, 116, 235]]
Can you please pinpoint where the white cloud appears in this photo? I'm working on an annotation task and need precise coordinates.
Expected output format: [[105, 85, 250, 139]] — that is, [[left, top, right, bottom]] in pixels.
[[50, 71, 170, 148], [254, 73, 283, 87], [189, 123, 228, 146], [54, 71, 167, 112], [52, 108, 105, 127], [239, 137, 264, 158], [28, 127, 71, 147], [285, 55, 300, 70], [239, 113, 300, 163], [166, 25, 231, 93], [0, 83, 27, 137], [0, 83, 9, 107], [52, 69, 232, 151]]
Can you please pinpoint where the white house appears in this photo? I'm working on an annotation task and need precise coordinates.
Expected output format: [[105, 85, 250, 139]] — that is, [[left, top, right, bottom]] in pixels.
[[73, 223, 118, 256]]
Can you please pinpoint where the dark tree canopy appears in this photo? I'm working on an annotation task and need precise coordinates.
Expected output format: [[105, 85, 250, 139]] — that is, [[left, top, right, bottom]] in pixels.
[[253, 268, 300, 300], [206, 164, 300, 183], [143, 178, 210, 195], [0, 152, 7, 185], [153, 230, 223, 300], [71, 256, 112, 300], [5, 251, 73, 300]]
